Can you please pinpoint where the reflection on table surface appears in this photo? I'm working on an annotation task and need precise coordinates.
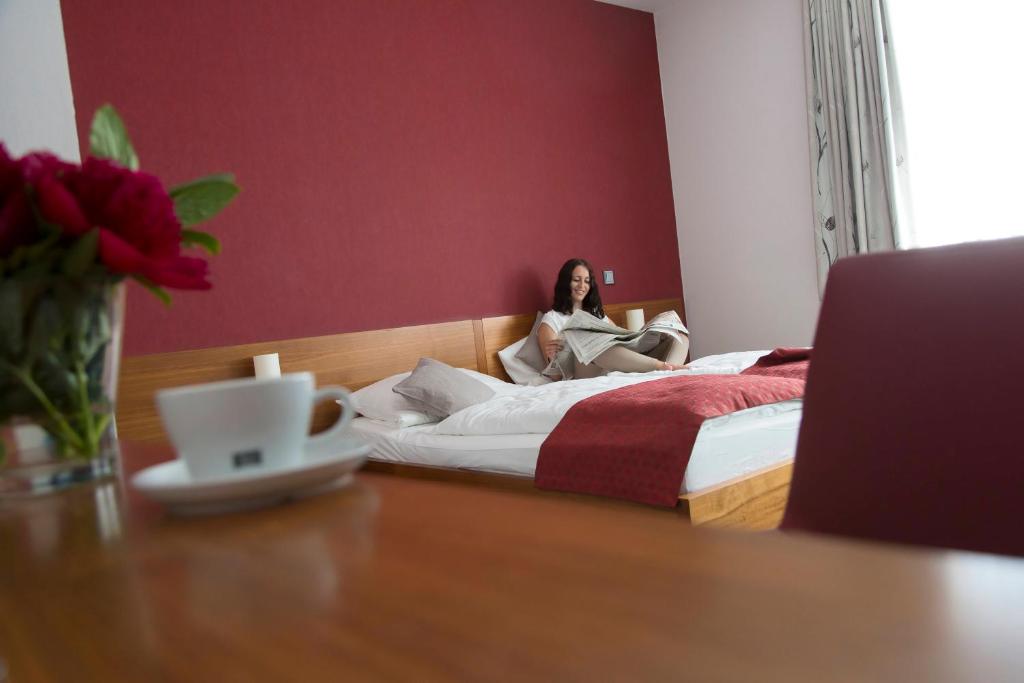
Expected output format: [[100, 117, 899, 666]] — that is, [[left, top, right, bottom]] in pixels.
[[2, 441, 1024, 682]]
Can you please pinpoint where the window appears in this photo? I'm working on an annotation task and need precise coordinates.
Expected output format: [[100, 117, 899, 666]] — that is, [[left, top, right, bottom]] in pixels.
[[888, 1, 1024, 248]]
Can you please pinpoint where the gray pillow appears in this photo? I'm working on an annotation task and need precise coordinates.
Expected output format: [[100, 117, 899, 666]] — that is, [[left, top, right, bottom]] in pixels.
[[392, 358, 496, 419], [513, 311, 547, 372]]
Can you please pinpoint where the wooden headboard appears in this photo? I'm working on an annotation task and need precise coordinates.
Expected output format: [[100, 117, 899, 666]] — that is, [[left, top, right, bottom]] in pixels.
[[117, 297, 684, 442]]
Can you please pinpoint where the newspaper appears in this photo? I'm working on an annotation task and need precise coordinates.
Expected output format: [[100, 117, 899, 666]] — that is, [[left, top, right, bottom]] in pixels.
[[543, 310, 689, 379]]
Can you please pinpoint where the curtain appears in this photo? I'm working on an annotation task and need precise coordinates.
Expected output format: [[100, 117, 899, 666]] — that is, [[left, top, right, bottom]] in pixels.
[[804, 0, 911, 296]]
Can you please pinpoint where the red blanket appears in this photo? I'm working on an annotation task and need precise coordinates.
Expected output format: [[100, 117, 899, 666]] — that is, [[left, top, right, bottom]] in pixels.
[[740, 347, 811, 380], [535, 373, 805, 507]]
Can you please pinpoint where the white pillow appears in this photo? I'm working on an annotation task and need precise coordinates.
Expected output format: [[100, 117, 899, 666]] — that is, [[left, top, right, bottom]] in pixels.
[[393, 358, 496, 419], [350, 372, 433, 427], [349, 367, 510, 427], [459, 367, 511, 390], [498, 337, 554, 386], [388, 409, 438, 429]]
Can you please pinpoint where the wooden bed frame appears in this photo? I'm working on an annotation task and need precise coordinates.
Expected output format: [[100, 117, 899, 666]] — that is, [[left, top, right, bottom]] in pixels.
[[117, 297, 793, 528]]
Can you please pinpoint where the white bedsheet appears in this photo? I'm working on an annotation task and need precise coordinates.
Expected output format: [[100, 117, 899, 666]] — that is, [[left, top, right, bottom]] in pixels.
[[353, 401, 801, 493], [351, 350, 804, 494], [434, 349, 776, 436], [435, 373, 657, 436]]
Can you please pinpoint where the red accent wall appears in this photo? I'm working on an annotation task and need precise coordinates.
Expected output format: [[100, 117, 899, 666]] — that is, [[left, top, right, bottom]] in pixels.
[[60, 0, 682, 356]]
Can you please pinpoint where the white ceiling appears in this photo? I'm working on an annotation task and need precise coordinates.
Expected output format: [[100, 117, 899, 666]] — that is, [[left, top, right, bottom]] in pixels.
[[593, 0, 673, 13]]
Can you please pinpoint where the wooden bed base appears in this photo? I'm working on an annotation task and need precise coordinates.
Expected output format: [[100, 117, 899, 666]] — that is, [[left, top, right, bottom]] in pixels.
[[363, 460, 793, 528], [117, 296, 794, 529]]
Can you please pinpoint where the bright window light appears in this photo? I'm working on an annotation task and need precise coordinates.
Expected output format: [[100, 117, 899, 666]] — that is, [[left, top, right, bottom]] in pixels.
[[888, 1, 1024, 248]]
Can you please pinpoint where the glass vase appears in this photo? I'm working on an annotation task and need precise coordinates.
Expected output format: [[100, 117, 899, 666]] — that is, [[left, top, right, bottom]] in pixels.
[[0, 279, 125, 498]]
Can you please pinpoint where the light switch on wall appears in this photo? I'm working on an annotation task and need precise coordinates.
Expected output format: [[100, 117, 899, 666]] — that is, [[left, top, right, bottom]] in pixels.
[[603, 270, 615, 285]]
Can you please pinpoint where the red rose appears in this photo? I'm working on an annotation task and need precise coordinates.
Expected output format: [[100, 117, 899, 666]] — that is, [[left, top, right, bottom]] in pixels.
[[19, 149, 75, 183], [0, 144, 36, 257], [37, 157, 210, 290]]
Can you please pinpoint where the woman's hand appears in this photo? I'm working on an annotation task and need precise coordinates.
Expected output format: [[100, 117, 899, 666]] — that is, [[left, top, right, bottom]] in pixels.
[[537, 323, 563, 362], [542, 337, 564, 362]]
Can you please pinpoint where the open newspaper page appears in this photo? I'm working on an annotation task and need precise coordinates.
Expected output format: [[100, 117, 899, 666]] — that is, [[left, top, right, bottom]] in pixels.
[[542, 310, 689, 379]]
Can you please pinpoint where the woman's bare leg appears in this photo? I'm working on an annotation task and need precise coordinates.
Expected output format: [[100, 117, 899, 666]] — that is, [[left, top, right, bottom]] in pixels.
[[655, 335, 690, 365], [573, 359, 606, 379], [591, 346, 660, 373], [589, 335, 690, 374]]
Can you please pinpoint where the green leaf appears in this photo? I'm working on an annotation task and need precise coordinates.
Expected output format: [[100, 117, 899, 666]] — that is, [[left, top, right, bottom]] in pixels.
[[180, 229, 221, 255], [89, 104, 140, 171], [73, 294, 111, 365], [7, 226, 60, 273], [0, 374, 44, 416], [52, 279, 87, 333], [10, 252, 59, 281], [61, 228, 100, 277], [0, 282, 22, 357], [169, 174, 239, 227], [35, 351, 76, 406], [133, 276, 172, 306], [27, 296, 65, 363]]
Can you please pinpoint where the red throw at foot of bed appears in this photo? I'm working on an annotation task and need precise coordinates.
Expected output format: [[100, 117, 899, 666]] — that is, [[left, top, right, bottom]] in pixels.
[[535, 370, 807, 507], [739, 347, 811, 380]]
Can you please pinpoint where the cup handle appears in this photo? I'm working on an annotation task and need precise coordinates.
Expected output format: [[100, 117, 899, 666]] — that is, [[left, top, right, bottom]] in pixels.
[[304, 386, 354, 456]]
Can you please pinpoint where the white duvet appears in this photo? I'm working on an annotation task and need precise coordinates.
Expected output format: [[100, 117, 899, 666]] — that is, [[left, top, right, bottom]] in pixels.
[[435, 350, 778, 436]]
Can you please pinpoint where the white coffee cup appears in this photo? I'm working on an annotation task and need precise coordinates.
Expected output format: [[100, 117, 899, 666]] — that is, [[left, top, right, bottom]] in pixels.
[[156, 372, 354, 481]]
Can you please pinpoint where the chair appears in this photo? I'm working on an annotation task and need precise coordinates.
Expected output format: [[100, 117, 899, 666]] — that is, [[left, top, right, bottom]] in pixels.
[[781, 236, 1024, 557]]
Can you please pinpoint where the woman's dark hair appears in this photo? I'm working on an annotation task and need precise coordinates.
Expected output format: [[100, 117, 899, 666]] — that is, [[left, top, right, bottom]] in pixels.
[[552, 258, 604, 317]]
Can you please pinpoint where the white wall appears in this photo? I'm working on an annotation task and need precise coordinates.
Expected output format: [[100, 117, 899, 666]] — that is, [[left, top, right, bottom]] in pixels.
[[654, 0, 819, 357], [0, 0, 79, 160]]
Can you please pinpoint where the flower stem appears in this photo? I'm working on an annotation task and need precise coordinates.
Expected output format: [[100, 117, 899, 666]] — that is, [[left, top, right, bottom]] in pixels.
[[1, 360, 88, 457], [74, 360, 100, 457]]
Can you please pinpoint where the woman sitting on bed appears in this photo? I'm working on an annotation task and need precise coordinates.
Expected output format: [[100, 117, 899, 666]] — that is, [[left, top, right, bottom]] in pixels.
[[538, 258, 689, 379]]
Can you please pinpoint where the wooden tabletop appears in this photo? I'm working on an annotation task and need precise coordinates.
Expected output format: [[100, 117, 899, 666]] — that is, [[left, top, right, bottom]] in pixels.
[[2, 443, 1023, 682]]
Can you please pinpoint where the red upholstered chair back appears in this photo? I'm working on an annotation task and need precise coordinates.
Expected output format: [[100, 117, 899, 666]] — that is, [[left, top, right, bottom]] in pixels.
[[781, 237, 1024, 557]]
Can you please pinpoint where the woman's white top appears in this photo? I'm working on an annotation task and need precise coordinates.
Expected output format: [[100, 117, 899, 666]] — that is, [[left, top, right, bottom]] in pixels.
[[539, 310, 610, 335]]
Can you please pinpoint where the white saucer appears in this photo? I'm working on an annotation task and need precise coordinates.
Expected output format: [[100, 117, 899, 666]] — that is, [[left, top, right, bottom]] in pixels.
[[131, 435, 372, 516]]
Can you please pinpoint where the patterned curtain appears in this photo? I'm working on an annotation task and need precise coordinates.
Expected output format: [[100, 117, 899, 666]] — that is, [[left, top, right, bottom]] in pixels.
[[804, 0, 912, 296]]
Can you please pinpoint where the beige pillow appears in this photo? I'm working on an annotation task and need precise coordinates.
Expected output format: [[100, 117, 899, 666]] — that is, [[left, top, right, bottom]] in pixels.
[[392, 358, 496, 419], [498, 336, 551, 386], [513, 311, 547, 372]]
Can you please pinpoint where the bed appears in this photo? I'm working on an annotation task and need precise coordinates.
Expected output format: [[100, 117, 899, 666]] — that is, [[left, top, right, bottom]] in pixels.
[[354, 350, 802, 527], [117, 297, 800, 528]]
